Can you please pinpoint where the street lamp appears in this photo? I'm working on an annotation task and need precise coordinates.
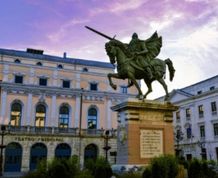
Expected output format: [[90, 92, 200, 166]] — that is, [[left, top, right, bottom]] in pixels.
[[0, 125, 6, 176], [197, 140, 206, 160], [175, 130, 184, 157], [103, 130, 113, 162], [78, 88, 84, 168]]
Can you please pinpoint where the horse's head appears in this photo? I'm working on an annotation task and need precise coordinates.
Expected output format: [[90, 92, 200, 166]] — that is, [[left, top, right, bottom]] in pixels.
[[105, 41, 117, 65]]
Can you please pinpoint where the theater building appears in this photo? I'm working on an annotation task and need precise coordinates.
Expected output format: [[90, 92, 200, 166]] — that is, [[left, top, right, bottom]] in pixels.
[[0, 48, 137, 172]]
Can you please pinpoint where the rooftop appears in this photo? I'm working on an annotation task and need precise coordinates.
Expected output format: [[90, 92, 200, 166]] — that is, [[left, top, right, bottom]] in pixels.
[[0, 48, 114, 69]]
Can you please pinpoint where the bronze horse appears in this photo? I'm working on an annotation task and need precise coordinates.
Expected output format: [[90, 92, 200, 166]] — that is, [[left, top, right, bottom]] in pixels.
[[105, 40, 175, 101]]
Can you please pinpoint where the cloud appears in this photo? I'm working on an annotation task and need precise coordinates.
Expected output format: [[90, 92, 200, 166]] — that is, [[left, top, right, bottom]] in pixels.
[[89, 0, 146, 16], [47, 18, 89, 42]]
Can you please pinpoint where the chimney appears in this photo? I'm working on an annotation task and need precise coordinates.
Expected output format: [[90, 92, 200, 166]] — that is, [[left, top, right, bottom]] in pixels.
[[63, 52, 67, 58]]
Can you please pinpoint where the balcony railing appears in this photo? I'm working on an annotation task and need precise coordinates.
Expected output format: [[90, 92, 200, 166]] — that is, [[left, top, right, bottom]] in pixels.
[[4, 125, 117, 137]]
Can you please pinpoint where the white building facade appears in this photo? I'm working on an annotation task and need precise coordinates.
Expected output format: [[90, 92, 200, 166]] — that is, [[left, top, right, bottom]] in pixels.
[[164, 75, 218, 161]]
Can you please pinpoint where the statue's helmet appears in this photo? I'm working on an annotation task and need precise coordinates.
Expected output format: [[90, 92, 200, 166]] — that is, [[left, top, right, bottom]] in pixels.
[[132, 32, 138, 39]]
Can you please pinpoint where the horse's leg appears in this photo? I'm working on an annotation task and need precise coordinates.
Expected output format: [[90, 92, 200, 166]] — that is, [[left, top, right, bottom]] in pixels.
[[157, 78, 169, 101], [107, 73, 120, 90], [128, 73, 143, 99], [127, 79, 134, 88], [143, 80, 152, 99]]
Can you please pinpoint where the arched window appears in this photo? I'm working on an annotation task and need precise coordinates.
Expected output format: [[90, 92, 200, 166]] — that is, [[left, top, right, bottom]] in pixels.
[[59, 105, 69, 128], [10, 102, 22, 126], [4, 142, 22, 172], [84, 144, 98, 161], [88, 108, 97, 129], [35, 104, 46, 127], [30, 143, 47, 170], [36, 62, 42, 66], [14, 59, 21, 63], [55, 143, 71, 159], [57, 64, 63, 69]]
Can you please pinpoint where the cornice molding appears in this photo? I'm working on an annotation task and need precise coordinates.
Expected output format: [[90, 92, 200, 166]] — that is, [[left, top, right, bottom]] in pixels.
[[0, 82, 136, 101]]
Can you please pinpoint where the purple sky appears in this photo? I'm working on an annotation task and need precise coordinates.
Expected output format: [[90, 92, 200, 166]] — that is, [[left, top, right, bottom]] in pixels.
[[0, 0, 218, 98]]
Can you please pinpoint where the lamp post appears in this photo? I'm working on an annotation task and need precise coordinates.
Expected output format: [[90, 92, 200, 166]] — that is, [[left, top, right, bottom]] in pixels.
[[78, 88, 83, 168], [0, 125, 6, 176], [103, 130, 112, 162], [175, 130, 184, 157], [197, 140, 206, 160]]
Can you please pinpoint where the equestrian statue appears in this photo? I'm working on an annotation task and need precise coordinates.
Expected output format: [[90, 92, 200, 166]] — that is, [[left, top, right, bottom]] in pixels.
[[85, 26, 175, 101]]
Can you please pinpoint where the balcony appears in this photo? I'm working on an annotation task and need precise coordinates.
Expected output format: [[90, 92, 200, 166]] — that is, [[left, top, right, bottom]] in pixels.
[[5, 125, 116, 137]]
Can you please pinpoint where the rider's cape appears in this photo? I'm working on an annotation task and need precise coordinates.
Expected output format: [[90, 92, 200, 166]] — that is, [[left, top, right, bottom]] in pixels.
[[144, 31, 162, 60], [132, 32, 162, 72]]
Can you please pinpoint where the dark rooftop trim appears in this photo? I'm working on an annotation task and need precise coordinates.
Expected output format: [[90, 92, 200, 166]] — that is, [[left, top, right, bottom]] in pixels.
[[0, 48, 114, 69], [181, 75, 218, 91]]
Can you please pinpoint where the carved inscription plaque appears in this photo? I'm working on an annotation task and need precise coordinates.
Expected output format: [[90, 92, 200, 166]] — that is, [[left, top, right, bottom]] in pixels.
[[140, 129, 163, 158]]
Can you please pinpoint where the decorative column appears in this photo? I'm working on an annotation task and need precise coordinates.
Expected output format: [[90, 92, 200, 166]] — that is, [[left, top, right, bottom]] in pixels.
[[106, 98, 112, 129], [51, 95, 57, 127], [74, 96, 80, 128], [0, 91, 7, 124], [25, 93, 33, 126], [76, 73, 80, 89], [29, 68, 35, 84], [52, 70, 58, 87], [2, 64, 9, 82]]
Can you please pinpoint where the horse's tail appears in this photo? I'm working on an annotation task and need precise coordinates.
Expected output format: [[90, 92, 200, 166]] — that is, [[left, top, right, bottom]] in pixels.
[[165, 58, 175, 81]]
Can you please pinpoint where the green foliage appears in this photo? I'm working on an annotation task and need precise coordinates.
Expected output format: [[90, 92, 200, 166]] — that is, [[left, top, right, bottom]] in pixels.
[[74, 170, 94, 178], [93, 157, 112, 178], [84, 159, 95, 173], [142, 166, 152, 178], [178, 156, 189, 169], [84, 157, 112, 178], [22, 160, 47, 178], [188, 159, 216, 178], [22, 157, 80, 178], [142, 155, 179, 178], [47, 158, 79, 178], [118, 172, 141, 178]]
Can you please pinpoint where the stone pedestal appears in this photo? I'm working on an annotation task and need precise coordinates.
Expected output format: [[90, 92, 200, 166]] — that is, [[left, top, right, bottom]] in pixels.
[[111, 99, 178, 165]]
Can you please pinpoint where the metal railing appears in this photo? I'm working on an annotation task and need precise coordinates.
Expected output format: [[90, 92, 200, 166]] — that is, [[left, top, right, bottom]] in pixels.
[[4, 125, 117, 137]]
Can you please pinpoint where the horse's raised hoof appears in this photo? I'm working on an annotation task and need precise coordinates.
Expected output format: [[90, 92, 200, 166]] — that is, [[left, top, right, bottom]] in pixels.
[[137, 94, 143, 100], [164, 95, 169, 101], [111, 85, 117, 90], [143, 95, 147, 100]]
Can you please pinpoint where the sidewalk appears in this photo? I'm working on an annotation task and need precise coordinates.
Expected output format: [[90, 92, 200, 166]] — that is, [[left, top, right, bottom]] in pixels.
[[1, 172, 26, 178]]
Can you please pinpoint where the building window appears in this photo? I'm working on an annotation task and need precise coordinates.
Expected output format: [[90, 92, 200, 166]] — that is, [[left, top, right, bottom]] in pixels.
[[59, 106, 69, 128], [176, 111, 180, 123], [36, 62, 42, 66], [186, 108, 191, 119], [210, 86, 215, 91], [120, 86, 128, 94], [88, 108, 97, 129], [198, 105, 204, 118], [211, 101, 217, 115], [200, 125, 205, 138], [214, 123, 218, 136], [62, 80, 70, 88], [35, 104, 46, 127], [90, 83, 98, 91], [83, 67, 88, 72], [57, 64, 63, 69], [10, 102, 22, 126], [14, 75, 23, 84], [186, 127, 192, 139], [14, 59, 21, 63], [197, 90, 202, 95], [39, 78, 47, 86]]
